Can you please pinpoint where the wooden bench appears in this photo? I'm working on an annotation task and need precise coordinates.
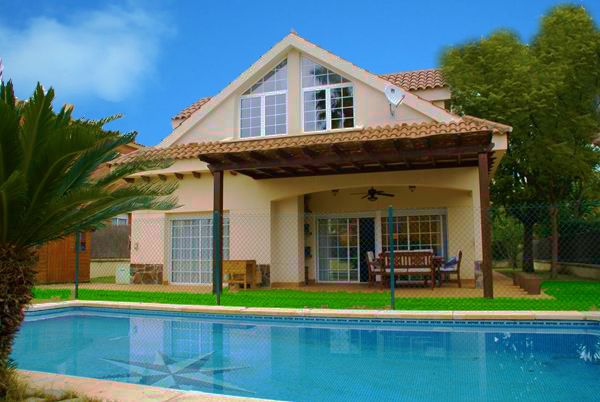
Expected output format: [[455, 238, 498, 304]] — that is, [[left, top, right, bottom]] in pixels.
[[380, 250, 436, 289], [514, 272, 542, 295], [223, 260, 258, 289]]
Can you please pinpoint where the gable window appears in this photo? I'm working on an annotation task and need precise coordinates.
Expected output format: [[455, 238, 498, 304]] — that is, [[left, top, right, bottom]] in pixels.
[[302, 58, 354, 132], [240, 59, 287, 138]]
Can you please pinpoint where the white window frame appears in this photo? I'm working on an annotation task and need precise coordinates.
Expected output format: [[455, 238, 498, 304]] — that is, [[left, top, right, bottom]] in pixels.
[[167, 214, 230, 285], [315, 214, 363, 284], [240, 91, 288, 138], [380, 208, 448, 258], [301, 58, 355, 133]]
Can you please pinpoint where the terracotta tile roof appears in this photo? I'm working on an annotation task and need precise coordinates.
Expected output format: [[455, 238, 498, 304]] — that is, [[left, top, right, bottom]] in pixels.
[[172, 69, 445, 123], [111, 116, 509, 166], [172, 96, 213, 121], [379, 68, 446, 91]]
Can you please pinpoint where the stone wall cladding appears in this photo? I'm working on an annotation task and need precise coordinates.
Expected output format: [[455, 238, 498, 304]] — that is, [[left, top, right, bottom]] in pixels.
[[130, 264, 163, 284]]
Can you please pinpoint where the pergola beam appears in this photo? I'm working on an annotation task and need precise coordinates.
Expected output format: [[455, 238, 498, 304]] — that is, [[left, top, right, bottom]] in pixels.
[[208, 144, 492, 172], [301, 148, 319, 159], [393, 140, 411, 168], [361, 143, 386, 169], [252, 160, 479, 180], [332, 144, 360, 169], [248, 151, 271, 162]]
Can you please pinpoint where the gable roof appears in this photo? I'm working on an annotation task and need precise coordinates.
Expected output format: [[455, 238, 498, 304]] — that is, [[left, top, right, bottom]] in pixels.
[[172, 68, 446, 123], [111, 116, 510, 166], [161, 33, 459, 147]]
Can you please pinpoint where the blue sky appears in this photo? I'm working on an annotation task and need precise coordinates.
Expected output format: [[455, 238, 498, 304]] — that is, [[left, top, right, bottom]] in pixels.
[[1, 0, 599, 146]]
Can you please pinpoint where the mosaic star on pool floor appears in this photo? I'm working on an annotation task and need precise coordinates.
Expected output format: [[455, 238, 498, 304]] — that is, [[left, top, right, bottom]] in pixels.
[[101, 351, 251, 393]]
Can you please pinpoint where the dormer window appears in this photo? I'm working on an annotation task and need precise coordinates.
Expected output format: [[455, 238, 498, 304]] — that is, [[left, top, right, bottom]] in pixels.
[[302, 58, 354, 132], [240, 59, 287, 138]]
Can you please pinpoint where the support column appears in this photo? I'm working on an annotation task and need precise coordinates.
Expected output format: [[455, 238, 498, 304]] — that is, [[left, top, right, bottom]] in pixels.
[[212, 170, 224, 303], [478, 152, 493, 298]]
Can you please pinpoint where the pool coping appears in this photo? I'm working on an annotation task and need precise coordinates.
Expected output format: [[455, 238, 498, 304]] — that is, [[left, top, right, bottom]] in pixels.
[[19, 369, 273, 401], [27, 300, 600, 321]]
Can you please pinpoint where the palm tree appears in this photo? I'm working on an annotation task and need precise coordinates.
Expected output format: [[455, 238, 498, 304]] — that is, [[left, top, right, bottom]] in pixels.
[[0, 81, 177, 395]]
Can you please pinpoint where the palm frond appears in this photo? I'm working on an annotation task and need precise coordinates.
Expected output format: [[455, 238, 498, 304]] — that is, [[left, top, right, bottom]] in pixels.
[[0, 83, 178, 248]]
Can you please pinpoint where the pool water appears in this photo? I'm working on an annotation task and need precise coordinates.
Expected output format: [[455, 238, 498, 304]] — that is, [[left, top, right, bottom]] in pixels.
[[12, 307, 600, 402]]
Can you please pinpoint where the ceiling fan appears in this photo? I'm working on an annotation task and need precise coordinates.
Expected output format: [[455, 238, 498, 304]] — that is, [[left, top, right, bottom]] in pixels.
[[352, 187, 395, 202]]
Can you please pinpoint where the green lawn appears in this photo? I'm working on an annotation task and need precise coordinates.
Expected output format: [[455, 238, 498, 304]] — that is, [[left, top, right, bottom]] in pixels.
[[32, 281, 600, 311]]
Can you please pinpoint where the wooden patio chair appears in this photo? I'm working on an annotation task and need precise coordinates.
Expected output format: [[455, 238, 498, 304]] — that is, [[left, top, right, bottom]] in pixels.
[[366, 251, 383, 287], [439, 251, 462, 288]]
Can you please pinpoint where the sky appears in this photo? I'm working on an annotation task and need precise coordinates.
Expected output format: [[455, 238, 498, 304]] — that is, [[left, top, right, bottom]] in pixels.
[[1, 0, 599, 146]]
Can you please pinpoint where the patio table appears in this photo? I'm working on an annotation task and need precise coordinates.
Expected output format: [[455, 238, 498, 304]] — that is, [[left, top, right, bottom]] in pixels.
[[379, 253, 444, 289]]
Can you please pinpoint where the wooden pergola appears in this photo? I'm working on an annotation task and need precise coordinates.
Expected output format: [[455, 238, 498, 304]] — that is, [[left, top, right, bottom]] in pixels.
[[199, 129, 496, 302]]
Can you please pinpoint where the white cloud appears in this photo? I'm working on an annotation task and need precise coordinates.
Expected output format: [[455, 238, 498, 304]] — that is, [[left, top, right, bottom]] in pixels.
[[0, 5, 170, 102]]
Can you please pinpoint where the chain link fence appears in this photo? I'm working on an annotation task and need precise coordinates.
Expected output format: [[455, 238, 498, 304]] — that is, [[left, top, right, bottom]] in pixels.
[[31, 203, 600, 311]]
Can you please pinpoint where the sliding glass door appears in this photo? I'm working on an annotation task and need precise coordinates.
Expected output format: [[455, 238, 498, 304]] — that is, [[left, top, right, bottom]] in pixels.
[[317, 217, 360, 282]]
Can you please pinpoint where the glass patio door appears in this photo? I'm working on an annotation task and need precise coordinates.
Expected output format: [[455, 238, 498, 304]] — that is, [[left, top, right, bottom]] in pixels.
[[171, 217, 229, 284], [317, 217, 360, 282]]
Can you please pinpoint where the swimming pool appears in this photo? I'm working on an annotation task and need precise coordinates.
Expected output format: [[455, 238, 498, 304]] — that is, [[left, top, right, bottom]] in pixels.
[[12, 307, 600, 401]]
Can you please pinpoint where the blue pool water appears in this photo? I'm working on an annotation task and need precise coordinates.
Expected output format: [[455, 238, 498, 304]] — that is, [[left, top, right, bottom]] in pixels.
[[12, 307, 600, 402]]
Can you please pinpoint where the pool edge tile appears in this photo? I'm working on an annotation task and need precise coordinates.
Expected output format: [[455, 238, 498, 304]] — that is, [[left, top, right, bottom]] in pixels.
[[534, 311, 585, 320], [583, 311, 600, 321], [374, 310, 454, 320], [27, 301, 600, 324], [28, 300, 80, 311], [453, 311, 536, 320]]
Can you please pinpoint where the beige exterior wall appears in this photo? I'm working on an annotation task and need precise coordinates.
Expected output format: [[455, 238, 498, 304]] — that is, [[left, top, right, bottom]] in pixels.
[[131, 167, 483, 285], [305, 185, 477, 282], [173, 49, 432, 146]]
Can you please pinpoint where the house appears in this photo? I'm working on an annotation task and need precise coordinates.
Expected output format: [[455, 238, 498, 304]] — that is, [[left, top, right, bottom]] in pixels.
[[112, 33, 510, 296]]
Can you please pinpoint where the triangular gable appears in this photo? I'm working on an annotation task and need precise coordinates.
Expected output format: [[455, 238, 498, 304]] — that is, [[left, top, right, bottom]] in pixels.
[[160, 33, 459, 147]]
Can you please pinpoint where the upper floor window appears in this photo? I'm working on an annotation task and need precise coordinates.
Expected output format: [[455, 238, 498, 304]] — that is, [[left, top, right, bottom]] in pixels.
[[240, 59, 287, 138], [302, 58, 354, 132]]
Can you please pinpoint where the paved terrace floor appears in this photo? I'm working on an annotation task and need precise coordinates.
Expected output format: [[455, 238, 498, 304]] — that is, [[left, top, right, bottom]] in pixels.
[[39, 272, 550, 299]]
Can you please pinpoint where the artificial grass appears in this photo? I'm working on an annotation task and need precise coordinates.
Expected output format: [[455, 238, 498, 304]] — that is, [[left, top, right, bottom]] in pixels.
[[31, 281, 600, 311], [32, 288, 71, 301]]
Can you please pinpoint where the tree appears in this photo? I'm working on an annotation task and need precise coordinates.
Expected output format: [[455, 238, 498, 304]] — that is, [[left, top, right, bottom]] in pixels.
[[0, 82, 177, 396], [528, 6, 600, 277], [441, 5, 600, 276], [491, 209, 523, 269]]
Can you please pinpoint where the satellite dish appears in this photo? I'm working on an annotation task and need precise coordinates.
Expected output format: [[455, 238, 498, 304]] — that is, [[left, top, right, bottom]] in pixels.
[[384, 84, 405, 116]]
